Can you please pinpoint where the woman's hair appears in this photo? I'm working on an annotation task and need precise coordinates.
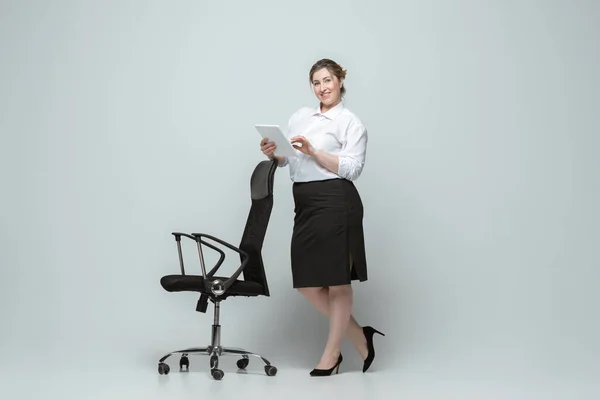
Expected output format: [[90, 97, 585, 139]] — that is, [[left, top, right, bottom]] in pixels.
[[309, 58, 348, 96]]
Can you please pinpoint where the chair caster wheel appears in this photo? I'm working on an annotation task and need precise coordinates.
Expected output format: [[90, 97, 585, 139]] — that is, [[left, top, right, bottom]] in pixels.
[[158, 362, 170, 375], [179, 356, 189, 371], [211, 368, 224, 380], [236, 358, 249, 369], [264, 365, 277, 376]]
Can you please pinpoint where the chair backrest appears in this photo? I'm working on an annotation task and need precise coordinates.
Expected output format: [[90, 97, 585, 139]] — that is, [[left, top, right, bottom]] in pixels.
[[238, 159, 278, 296]]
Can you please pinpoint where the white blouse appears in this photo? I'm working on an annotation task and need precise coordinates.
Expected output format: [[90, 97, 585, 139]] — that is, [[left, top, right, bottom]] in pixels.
[[278, 102, 368, 183]]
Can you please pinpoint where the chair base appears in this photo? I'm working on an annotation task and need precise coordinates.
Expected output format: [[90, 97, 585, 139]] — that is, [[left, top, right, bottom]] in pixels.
[[157, 345, 277, 380], [157, 299, 277, 380]]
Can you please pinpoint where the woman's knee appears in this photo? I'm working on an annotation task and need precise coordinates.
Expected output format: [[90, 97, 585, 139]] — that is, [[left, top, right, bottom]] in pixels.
[[328, 284, 352, 297], [297, 286, 324, 298]]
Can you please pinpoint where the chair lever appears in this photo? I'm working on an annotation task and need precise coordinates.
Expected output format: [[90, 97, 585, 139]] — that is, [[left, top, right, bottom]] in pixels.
[[196, 294, 209, 313]]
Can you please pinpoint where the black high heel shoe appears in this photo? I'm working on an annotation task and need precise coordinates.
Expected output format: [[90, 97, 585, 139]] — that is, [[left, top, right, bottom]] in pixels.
[[309, 354, 343, 376], [362, 326, 385, 372]]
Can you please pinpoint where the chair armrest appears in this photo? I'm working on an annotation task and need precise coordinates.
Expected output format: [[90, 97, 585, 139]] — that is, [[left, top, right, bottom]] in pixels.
[[191, 232, 249, 296], [171, 232, 226, 277]]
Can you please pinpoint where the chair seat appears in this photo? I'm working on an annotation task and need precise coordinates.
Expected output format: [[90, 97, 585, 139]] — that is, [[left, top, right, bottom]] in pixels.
[[160, 275, 265, 297]]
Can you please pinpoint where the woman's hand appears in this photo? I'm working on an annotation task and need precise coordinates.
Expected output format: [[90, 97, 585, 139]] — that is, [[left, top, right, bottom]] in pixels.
[[292, 135, 340, 174], [290, 135, 316, 156], [260, 138, 277, 159]]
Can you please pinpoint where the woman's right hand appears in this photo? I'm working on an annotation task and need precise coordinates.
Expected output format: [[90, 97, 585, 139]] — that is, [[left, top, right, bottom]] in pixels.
[[260, 138, 277, 159]]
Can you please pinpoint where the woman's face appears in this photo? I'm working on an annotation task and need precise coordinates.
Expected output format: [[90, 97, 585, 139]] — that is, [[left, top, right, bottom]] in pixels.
[[311, 67, 343, 110]]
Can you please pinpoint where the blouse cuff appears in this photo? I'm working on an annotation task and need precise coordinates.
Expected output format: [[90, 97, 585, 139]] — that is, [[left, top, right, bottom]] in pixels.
[[338, 156, 364, 181], [276, 156, 288, 167]]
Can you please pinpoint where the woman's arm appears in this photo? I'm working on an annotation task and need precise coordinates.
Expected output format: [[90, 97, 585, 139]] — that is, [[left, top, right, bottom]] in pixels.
[[273, 155, 287, 166], [290, 122, 367, 180], [311, 149, 339, 174]]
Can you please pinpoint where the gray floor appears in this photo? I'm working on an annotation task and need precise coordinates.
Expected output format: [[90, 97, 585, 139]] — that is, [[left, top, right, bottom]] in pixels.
[[3, 350, 598, 400]]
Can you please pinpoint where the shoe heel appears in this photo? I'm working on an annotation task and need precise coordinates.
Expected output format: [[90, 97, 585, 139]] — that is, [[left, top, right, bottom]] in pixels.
[[365, 326, 385, 336]]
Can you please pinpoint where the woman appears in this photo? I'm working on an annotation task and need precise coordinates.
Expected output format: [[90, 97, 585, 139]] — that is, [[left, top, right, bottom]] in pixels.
[[260, 58, 384, 376]]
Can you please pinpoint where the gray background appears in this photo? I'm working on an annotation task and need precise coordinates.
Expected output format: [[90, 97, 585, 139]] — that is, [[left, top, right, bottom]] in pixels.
[[1, 0, 599, 394]]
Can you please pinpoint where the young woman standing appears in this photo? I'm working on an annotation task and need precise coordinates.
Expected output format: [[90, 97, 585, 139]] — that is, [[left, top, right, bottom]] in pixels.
[[260, 58, 384, 376]]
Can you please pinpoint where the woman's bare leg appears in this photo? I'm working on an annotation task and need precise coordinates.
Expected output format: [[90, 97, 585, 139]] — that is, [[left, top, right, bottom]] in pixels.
[[297, 286, 368, 362], [314, 284, 352, 369]]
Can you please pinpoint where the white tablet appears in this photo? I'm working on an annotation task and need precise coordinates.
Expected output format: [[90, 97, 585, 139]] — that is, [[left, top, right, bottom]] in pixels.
[[254, 124, 298, 158]]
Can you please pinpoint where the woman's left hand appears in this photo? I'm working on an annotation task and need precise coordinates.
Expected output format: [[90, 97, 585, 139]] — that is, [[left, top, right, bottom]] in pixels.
[[290, 135, 316, 156]]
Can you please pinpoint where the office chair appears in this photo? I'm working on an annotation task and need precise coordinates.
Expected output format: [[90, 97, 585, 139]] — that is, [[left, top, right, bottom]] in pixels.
[[157, 159, 279, 380]]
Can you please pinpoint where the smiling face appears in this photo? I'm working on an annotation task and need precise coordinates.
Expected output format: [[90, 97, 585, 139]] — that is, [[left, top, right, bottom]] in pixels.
[[311, 67, 344, 113]]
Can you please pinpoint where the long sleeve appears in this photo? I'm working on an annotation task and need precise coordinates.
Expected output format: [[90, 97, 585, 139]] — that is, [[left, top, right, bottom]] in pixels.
[[337, 121, 368, 181]]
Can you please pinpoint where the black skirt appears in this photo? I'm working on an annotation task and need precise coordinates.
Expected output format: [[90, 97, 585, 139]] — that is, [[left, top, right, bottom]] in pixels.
[[290, 178, 368, 288]]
